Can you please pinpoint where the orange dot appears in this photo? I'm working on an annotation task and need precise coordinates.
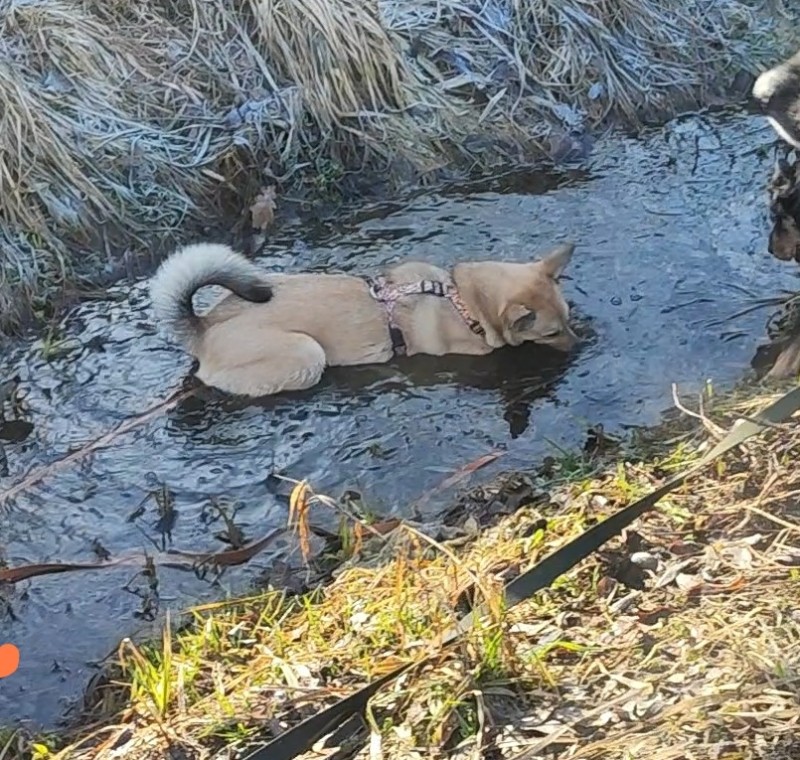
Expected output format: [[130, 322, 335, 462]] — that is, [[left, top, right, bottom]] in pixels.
[[0, 643, 20, 679]]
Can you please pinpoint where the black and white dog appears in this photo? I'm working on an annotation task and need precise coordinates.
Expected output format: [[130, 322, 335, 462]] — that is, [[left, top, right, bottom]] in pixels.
[[751, 49, 800, 265], [751, 49, 800, 377], [752, 49, 800, 150]]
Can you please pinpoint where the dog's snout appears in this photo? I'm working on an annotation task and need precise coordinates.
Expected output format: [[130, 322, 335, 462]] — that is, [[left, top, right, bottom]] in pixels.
[[551, 328, 579, 353], [747, 94, 767, 115], [566, 329, 580, 350]]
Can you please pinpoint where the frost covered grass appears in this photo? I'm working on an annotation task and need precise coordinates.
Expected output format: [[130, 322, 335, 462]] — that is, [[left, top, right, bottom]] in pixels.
[[0, 0, 795, 333]]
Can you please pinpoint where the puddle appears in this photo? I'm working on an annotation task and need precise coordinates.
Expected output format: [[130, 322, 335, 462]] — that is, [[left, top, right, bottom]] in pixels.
[[1, 108, 796, 728]]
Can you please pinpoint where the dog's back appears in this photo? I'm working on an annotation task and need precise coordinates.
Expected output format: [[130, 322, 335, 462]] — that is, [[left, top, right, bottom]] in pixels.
[[203, 272, 393, 367]]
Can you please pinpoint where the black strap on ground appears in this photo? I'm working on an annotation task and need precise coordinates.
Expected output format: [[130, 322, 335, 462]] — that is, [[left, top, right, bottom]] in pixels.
[[239, 385, 800, 760]]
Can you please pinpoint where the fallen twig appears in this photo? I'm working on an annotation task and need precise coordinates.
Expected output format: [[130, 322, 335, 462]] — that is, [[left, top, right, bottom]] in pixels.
[[0, 528, 283, 585], [0, 388, 193, 509], [415, 451, 504, 509]]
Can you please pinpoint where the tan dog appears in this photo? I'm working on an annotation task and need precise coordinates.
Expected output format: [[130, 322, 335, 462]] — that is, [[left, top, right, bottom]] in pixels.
[[149, 241, 579, 397]]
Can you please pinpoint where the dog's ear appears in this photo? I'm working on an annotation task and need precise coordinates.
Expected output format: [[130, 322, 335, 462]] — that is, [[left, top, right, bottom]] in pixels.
[[510, 309, 538, 333], [538, 242, 575, 279]]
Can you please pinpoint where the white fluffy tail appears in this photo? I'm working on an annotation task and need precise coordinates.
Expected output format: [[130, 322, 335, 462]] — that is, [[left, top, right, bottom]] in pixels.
[[149, 243, 273, 346]]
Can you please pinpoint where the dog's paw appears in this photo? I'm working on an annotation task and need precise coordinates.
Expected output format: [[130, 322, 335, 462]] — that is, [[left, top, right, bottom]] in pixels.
[[768, 214, 800, 261], [766, 333, 800, 380]]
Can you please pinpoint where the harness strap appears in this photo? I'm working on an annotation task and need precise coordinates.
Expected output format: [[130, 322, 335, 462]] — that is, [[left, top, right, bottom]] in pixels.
[[441, 283, 485, 338], [365, 275, 485, 356], [364, 276, 409, 355]]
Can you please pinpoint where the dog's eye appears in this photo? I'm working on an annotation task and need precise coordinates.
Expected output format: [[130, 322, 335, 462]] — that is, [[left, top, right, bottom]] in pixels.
[[541, 327, 562, 338]]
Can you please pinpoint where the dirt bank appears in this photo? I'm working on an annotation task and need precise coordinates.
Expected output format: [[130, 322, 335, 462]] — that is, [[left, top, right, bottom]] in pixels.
[[5, 379, 800, 759], [0, 0, 796, 336]]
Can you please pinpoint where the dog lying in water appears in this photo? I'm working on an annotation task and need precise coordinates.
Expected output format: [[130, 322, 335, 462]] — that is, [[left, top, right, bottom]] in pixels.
[[149, 241, 579, 397]]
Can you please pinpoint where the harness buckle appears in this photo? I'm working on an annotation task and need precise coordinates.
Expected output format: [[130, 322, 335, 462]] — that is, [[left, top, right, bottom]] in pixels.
[[364, 275, 384, 301], [420, 279, 446, 297]]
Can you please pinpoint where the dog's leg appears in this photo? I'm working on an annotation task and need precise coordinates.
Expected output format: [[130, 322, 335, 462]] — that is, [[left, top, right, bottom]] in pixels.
[[197, 330, 327, 398], [767, 332, 800, 380]]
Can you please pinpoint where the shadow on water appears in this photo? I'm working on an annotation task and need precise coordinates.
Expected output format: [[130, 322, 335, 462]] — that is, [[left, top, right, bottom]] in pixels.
[[0, 108, 797, 728], [182, 342, 582, 441]]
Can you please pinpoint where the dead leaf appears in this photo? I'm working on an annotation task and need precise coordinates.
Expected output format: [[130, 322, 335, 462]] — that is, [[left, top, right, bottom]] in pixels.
[[688, 575, 746, 596], [0, 527, 284, 585], [721, 543, 755, 569], [463, 515, 480, 535], [0, 560, 130, 583], [251, 185, 277, 231], [653, 558, 696, 589], [415, 451, 504, 508], [774, 547, 800, 565], [366, 518, 401, 536], [353, 517, 400, 545], [590, 710, 618, 727], [165, 527, 284, 568], [596, 575, 617, 598], [674, 572, 703, 592], [590, 494, 608, 509], [288, 481, 312, 560]]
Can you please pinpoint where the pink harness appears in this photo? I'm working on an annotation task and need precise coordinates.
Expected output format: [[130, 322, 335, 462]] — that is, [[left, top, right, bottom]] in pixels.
[[364, 275, 485, 355]]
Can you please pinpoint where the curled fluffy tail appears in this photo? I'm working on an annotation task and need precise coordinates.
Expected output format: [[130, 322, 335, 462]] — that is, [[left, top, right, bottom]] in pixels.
[[149, 243, 273, 346]]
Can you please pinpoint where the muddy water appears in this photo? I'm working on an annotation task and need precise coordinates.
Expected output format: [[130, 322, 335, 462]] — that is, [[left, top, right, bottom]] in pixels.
[[0, 109, 796, 728]]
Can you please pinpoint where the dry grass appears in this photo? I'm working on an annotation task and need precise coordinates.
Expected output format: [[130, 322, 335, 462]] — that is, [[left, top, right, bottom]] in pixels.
[[7, 380, 800, 759], [0, 0, 795, 334]]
